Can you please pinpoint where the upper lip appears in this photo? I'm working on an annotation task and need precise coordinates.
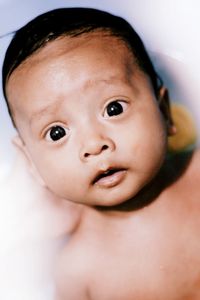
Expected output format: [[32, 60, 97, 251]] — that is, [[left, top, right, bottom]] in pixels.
[[92, 167, 126, 185]]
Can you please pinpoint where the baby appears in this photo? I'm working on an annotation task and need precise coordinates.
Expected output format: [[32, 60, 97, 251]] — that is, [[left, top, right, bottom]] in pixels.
[[2, 7, 200, 300]]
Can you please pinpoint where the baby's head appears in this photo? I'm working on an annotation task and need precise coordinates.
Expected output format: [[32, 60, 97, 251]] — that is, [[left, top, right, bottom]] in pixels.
[[2, 8, 174, 206]]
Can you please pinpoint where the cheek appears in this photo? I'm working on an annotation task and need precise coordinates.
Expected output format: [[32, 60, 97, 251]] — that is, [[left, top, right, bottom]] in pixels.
[[36, 154, 70, 181], [114, 110, 167, 161], [120, 113, 165, 143], [32, 150, 84, 198]]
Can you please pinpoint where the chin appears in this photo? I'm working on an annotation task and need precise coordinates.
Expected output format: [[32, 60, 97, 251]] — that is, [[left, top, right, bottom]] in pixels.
[[93, 190, 138, 209]]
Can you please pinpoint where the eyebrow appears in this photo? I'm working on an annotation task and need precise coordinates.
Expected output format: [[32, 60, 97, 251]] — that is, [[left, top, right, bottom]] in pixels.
[[30, 100, 63, 126], [83, 73, 133, 91]]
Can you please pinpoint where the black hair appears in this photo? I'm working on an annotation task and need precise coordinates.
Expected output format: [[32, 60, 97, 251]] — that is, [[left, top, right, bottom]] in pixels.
[[2, 7, 163, 126]]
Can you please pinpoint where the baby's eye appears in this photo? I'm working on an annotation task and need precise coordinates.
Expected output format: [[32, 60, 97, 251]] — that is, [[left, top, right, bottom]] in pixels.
[[45, 125, 68, 142], [104, 100, 127, 117]]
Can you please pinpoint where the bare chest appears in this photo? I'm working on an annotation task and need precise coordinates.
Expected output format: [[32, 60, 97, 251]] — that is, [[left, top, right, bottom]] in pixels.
[[76, 193, 200, 300]]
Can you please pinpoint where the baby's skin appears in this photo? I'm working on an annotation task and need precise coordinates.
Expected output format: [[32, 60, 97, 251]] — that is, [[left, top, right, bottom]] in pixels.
[[6, 33, 200, 300], [56, 150, 200, 300]]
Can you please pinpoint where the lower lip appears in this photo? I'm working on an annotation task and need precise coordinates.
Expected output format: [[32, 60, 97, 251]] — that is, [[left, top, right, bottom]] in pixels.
[[94, 170, 127, 188]]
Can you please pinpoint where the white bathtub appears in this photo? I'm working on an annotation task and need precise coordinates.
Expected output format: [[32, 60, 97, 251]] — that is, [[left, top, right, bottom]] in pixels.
[[0, 1, 199, 299]]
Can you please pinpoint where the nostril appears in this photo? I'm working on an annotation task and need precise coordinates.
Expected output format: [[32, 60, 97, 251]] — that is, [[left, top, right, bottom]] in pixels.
[[83, 144, 108, 158], [102, 145, 108, 151]]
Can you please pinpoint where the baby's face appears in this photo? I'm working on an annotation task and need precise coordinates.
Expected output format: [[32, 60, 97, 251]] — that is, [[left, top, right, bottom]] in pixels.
[[7, 34, 167, 206]]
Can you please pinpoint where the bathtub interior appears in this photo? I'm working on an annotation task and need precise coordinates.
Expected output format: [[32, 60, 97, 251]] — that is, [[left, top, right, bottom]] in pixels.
[[0, 1, 199, 299]]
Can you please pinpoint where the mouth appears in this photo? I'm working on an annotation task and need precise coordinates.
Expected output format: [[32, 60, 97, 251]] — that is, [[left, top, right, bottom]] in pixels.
[[92, 168, 127, 188]]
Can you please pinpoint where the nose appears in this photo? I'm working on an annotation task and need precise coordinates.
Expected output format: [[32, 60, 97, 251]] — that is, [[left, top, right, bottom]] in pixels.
[[79, 129, 115, 162]]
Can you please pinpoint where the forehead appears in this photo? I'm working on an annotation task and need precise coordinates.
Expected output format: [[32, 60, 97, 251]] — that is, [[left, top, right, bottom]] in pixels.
[[6, 33, 143, 122], [8, 32, 136, 84]]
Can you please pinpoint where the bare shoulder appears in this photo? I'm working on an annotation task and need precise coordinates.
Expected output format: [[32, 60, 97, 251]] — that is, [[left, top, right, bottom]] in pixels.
[[191, 148, 200, 165], [55, 238, 90, 300], [166, 149, 200, 201], [175, 148, 200, 194], [186, 148, 200, 177]]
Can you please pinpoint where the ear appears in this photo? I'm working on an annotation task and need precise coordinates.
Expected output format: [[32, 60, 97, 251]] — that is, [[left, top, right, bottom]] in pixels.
[[157, 86, 177, 136], [12, 135, 46, 187]]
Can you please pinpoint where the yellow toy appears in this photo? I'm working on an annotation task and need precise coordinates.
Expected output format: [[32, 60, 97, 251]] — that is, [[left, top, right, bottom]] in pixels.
[[168, 103, 198, 152]]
